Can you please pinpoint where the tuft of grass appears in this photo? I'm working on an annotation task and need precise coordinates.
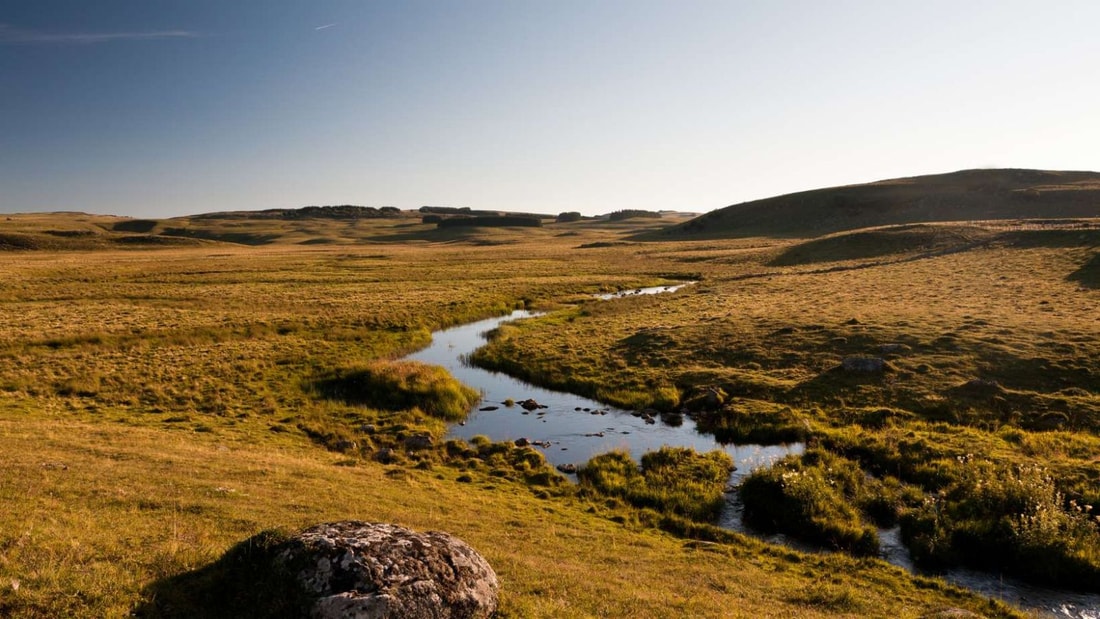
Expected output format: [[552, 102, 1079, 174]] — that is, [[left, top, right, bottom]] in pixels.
[[787, 581, 867, 613], [314, 360, 479, 421], [900, 457, 1100, 590], [740, 449, 890, 556], [579, 447, 734, 522]]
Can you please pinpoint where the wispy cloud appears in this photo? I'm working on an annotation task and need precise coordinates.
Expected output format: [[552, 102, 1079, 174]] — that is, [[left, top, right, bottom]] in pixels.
[[314, 23, 337, 31], [0, 23, 200, 45]]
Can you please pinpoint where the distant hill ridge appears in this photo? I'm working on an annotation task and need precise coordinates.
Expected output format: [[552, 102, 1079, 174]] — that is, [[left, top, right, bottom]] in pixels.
[[660, 168, 1100, 239]]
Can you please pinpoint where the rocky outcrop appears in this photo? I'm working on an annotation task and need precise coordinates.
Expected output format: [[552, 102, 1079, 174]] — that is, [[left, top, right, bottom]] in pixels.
[[278, 521, 499, 619]]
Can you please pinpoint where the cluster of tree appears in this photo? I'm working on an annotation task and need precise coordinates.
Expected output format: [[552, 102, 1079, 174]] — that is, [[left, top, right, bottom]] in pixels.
[[607, 209, 662, 221], [419, 206, 473, 214], [556, 211, 583, 223], [281, 205, 401, 220], [437, 216, 543, 228]]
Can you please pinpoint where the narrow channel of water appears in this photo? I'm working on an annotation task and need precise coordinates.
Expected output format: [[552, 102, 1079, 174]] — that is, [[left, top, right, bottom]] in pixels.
[[402, 288, 1100, 618], [406, 308, 802, 473]]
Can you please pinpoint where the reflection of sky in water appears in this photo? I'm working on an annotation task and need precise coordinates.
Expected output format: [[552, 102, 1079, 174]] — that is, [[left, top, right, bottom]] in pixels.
[[404, 295, 1100, 618], [405, 304, 799, 474]]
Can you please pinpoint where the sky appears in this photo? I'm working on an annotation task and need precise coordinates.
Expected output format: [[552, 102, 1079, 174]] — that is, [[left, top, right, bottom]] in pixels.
[[2, 1, 1099, 218]]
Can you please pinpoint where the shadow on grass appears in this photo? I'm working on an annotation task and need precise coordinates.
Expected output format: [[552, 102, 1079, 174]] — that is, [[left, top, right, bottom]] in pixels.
[[766, 225, 991, 267], [159, 228, 282, 246], [132, 530, 311, 619], [1068, 251, 1100, 289], [368, 225, 517, 245]]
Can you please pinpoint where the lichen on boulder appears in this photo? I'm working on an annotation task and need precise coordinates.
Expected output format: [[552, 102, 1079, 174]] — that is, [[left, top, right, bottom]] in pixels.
[[278, 521, 499, 619]]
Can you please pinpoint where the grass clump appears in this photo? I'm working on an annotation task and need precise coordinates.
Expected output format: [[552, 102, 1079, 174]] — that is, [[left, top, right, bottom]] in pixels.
[[900, 457, 1100, 591], [315, 360, 479, 421], [578, 447, 734, 522], [740, 448, 918, 556], [694, 398, 811, 444]]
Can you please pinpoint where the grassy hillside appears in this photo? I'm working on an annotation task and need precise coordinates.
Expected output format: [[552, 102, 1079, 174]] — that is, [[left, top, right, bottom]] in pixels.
[[655, 168, 1100, 239], [0, 215, 1025, 617]]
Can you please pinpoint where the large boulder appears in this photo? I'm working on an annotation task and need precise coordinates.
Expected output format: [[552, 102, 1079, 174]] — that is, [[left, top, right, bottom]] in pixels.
[[278, 521, 499, 619]]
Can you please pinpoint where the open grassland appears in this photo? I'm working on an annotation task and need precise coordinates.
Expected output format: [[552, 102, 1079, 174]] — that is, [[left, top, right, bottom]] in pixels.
[[0, 211, 1090, 616]]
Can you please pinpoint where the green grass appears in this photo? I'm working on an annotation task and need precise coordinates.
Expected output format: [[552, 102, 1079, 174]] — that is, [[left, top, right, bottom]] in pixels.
[[578, 447, 734, 522]]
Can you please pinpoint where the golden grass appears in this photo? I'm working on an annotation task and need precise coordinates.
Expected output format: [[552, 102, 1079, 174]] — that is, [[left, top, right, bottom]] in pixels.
[[0, 416, 1016, 618], [0, 212, 1065, 616]]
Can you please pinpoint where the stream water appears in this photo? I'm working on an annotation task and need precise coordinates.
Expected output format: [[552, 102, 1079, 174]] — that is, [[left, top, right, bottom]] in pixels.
[[403, 287, 1099, 618]]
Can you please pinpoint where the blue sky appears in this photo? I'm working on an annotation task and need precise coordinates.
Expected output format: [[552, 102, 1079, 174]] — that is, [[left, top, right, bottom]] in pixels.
[[2, 1, 1098, 218]]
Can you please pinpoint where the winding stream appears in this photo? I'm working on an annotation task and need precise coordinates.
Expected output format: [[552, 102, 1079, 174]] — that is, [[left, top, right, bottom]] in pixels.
[[403, 287, 1100, 618]]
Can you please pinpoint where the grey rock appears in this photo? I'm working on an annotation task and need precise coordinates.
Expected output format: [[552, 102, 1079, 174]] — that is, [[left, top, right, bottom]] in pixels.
[[840, 356, 887, 373], [879, 343, 910, 354], [279, 521, 499, 619], [404, 433, 434, 451]]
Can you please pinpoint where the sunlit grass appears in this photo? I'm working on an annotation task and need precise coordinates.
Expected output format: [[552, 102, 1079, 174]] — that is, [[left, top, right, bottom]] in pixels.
[[0, 212, 1080, 615]]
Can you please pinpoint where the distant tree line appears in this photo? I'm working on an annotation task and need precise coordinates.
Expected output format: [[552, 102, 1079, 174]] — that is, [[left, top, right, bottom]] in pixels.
[[437, 216, 543, 228], [556, 211, 583, 223], [607, 209, 662, 221], [419, 206, 472, 214], [282, 205, 401, 220]]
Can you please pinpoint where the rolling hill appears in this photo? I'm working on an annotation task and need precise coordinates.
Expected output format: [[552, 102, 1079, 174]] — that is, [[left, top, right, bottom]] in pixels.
[[655, 168, 1100, 239]]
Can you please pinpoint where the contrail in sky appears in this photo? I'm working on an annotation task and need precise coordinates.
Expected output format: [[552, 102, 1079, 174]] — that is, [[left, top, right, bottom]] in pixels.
[[314, 23, 337, 31], [0, 23, 199, 44]]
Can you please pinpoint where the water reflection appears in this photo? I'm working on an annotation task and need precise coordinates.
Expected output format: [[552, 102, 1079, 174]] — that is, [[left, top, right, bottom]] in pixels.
[[405, 306, 798, 473]]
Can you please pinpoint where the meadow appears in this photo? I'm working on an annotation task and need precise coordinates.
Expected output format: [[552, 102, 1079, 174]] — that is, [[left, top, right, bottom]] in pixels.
[[0, 206, 1092, 617]]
